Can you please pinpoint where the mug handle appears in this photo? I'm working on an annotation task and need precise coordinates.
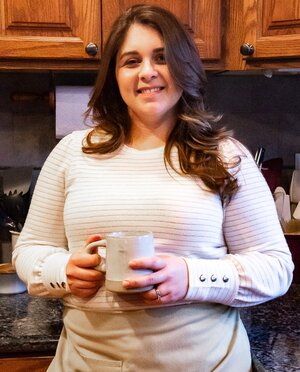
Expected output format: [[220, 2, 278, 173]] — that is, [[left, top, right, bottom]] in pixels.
[[85, 239, 107, 272]]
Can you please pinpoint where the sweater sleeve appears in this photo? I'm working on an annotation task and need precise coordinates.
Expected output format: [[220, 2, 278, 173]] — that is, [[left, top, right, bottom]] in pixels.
[[12, 132, 78, 297], [184, 139, 294, 307]]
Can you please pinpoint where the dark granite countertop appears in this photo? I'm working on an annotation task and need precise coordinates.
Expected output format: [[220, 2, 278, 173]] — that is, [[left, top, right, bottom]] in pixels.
[[240, 284, 300, 372], [0, 286, 299, 371], [0, 293, 63, 357]]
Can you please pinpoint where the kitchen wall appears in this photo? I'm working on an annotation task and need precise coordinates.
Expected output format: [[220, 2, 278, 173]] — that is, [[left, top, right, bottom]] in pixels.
[[0, 72, 57, 169], [207, 73, 300, 168], [207, 73, 300, 190], [0, 71, 299, 191]]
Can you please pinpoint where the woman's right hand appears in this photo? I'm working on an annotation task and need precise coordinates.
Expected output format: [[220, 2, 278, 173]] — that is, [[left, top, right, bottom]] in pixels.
[[66, 234, 105, 298]]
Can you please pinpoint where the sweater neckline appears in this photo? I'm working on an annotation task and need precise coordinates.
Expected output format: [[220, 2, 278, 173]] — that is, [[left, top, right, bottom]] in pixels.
[[122, 144, 165, 155]]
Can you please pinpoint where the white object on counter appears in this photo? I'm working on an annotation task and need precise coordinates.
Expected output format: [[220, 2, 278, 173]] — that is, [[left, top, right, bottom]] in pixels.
[[290, 170, 300, 203], [55, 85, 93, 139], [293, 201, 300, 219], [273, 187, 291, 225]]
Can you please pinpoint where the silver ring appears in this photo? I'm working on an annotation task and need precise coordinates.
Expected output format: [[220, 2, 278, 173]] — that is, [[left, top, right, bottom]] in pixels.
[[155, 288, 162, 301]]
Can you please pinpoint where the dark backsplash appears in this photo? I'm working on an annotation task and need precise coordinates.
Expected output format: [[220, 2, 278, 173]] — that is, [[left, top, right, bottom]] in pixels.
[[0, 71, 299, 191]]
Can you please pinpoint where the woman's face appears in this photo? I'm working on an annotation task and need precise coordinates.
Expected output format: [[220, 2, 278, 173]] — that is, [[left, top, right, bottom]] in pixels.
[[115, 23, 183, 125]]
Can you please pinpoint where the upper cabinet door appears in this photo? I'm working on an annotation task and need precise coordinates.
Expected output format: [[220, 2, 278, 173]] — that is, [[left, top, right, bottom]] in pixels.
[[102, 0, 223, 69], [240, 0, 300, 67], [0, 0, 101, 69]]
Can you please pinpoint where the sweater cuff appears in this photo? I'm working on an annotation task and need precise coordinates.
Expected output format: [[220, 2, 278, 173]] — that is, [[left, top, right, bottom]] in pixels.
[[41, 252, 72, 295], [183, 257, 239, 305]]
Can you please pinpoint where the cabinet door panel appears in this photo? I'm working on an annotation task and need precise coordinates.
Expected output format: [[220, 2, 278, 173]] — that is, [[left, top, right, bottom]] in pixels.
[[5, 0, 71, 32], [101, 0, 222, 63], [0, 0, 101, 59], [244, 0, 300, 59]]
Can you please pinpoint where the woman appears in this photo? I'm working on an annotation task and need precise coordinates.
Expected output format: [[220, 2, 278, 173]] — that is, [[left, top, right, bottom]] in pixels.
[[13, 4, 293, 371]]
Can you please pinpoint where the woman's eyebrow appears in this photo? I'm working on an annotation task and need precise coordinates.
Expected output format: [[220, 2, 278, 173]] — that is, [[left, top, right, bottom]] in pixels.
[[153, 47, 164, 53], [119, 50, 139, 60]]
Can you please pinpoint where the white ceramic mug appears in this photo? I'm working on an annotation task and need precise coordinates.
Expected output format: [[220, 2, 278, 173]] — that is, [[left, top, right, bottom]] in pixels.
[[85, 231, 155, 293]]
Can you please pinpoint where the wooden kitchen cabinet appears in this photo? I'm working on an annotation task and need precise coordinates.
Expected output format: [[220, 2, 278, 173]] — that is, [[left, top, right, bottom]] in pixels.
[[225, 0, 300, 70], [0, 0, 101, 70], [0, 0, 223, 71], [1, 1, 300, 72], [90, 0, 224, 70], [0, 356, 53, 372]]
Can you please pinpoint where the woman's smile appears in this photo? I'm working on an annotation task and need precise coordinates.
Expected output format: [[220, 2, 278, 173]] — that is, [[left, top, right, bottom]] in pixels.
[[137, 86, 164, 95]]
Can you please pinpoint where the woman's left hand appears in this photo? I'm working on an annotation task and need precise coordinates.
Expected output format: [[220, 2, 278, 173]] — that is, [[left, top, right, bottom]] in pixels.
[[122, 255, 189, 304]]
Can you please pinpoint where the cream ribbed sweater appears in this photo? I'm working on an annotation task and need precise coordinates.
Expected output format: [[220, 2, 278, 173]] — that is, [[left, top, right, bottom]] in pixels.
[[13, 130, 293, 311]]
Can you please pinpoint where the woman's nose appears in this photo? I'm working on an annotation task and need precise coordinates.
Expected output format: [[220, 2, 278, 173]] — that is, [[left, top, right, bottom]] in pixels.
[[138, 61, 158, 81]]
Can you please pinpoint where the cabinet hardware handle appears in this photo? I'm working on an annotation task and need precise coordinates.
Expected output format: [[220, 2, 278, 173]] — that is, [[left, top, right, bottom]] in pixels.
[[240, 43, 254, 56], [85, 42, 98, 56]]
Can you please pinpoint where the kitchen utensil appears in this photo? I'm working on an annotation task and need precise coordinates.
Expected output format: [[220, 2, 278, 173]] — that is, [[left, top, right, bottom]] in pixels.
[[1, 167, 32, 196], [0, 263, 27, 294], [254, 147, 265, 167]]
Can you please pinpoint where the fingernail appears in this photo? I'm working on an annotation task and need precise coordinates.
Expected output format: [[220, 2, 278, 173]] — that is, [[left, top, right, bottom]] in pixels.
[[123, 280, 130, 287]]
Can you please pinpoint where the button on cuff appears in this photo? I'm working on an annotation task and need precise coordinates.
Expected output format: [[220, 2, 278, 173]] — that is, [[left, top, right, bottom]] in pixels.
[[210, 275, 217, 282], [42, 252, 71, 295], [223, 276, 229, 283], [183, 257, 239, 304], [50, 281, 67, 289], [199, 274, 206, 282]]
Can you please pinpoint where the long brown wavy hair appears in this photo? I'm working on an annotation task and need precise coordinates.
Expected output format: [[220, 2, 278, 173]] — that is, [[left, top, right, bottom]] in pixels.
[[83, 4, 239, 202]]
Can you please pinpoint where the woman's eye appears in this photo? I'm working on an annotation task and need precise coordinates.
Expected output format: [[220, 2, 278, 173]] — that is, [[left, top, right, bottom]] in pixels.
[[155, 53, 166, 64], [124, 58, 139, 67]]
